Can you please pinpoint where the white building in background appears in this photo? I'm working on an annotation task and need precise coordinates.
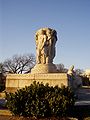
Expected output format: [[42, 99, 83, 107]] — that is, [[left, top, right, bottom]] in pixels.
[[84, 69, 90, 78]]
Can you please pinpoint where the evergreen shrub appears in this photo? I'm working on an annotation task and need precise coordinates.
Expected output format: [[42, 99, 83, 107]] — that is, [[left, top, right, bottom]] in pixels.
[[5, 81, 75, 118]]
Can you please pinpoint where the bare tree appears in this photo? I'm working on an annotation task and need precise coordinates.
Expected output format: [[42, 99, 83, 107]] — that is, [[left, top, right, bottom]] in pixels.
[[0, 63, 5, 74], [75, 69, 84, 76], [56, 64, 68, 73], [3, 54, 36, 74]]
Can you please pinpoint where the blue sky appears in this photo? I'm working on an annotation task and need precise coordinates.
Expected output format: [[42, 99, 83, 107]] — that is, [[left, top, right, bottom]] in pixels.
[[0, 0, 90, 70]]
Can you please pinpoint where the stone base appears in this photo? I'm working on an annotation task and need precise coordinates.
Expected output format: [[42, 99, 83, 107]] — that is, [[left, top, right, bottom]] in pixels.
[[6, 73, 68, 92], [31, 63, 57, 73]]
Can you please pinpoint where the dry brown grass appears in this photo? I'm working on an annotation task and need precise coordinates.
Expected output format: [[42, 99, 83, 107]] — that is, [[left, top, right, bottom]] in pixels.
[[0, 116, 76, 120], [0, 109, 12, 116]]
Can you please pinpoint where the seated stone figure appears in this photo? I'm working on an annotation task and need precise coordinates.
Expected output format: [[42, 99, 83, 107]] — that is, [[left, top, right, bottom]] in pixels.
[[67, 65, 82, 91]]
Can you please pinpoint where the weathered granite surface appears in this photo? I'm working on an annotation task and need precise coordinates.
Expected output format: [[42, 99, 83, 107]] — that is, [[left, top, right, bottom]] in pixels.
[[31, 28, 57, 73], [6, 73, 68, 92]]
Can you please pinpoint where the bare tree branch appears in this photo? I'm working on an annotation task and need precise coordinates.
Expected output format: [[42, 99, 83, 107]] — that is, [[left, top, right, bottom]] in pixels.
[[2, 54, 36, 74], [56, 64, 68, 73]]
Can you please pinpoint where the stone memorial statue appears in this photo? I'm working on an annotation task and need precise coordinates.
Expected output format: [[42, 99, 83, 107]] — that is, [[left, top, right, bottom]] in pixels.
[[35, 28, 57, 64], [31, 28, 57, 73], [67, 65, 82, 91]]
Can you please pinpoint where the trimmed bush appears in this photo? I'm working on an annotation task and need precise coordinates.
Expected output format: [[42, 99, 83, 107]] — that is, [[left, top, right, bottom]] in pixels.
[[81, 76, 90, 86], [5, 81, 75, 118]]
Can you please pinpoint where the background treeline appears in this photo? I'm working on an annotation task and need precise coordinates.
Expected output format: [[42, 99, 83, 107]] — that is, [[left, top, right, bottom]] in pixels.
[[0, 53, 89, 92]]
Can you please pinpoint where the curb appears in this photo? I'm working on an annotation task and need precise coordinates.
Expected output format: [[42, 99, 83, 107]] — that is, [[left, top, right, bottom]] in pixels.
[[0, 109, 12, 116]]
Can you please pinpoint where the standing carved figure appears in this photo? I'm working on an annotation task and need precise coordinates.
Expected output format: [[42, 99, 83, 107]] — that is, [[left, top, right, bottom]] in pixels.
[[35, 28, 57, 64], [35, 29, 46, 64]]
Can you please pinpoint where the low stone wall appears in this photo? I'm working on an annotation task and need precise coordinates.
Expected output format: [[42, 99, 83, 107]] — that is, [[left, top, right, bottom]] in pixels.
[[6, 73, 68, 92]]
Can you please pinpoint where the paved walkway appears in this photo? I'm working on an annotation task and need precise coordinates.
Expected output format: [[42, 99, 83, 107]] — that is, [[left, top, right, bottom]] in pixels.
[[75, 87, 90, 106]]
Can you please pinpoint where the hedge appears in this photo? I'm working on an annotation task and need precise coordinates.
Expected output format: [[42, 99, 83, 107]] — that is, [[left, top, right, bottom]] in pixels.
[[5, 81, 75, 118]]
